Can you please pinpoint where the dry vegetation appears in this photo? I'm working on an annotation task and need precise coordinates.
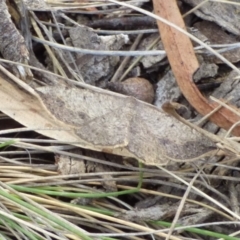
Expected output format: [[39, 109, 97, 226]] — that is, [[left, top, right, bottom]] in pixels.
[[0, 0, 240, 240]]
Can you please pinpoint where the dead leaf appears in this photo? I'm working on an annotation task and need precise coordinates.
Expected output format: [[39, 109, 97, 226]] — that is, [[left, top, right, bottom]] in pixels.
[[194, 21, 240, 64], [153, 0, 240, 136], [55, 152, 86, 176], [68, 26, 128, 86], [0, 73, 215, 166], [115, 203, 212, 223], [56, 149, 117, 191], [183, 0, 240, 35]]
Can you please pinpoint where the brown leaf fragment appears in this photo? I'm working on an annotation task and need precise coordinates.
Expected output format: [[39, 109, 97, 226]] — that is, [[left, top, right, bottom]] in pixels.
[[194, 21, 240, 63], [115, 204, 173, 222], [0, 0, 32, 80], [153, 0, 240, 136], [55, 152, 86, 176], [115, 203, 212, 223], [68, 26, 128, 85], [183, 0, 240, 35], [56, 149, 117, 191]]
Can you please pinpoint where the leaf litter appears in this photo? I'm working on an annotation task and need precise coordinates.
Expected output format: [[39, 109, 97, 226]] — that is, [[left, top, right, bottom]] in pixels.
[[0, 0, 240, 239]]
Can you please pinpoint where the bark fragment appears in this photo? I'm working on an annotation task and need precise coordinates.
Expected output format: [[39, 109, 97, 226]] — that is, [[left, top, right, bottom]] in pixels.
[[0, 0, 32, 80]]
